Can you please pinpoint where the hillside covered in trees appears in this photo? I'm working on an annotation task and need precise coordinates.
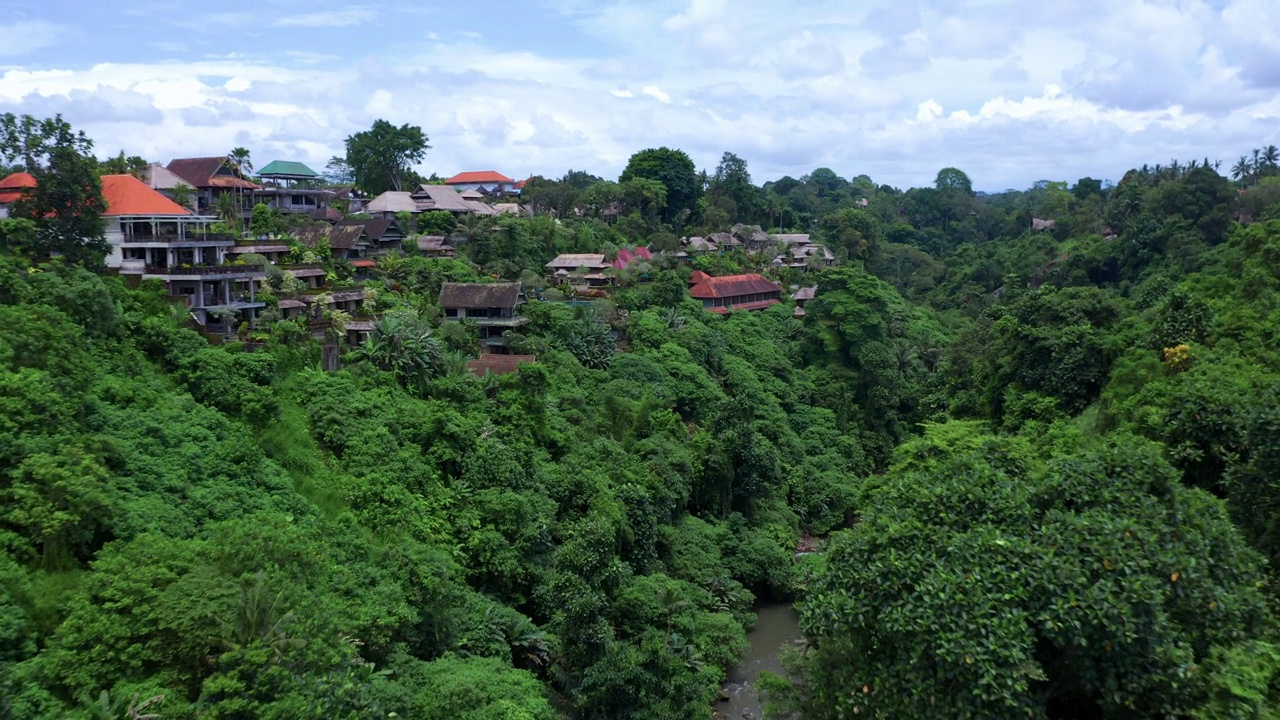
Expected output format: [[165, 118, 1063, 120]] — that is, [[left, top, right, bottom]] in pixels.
[[4, 114, 1280, 718]]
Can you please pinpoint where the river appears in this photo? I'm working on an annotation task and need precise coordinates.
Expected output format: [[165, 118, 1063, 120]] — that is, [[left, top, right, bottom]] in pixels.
[[714, 603, 802, 720]]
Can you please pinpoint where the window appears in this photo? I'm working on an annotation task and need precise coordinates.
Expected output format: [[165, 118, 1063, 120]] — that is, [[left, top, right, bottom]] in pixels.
[[444, 308, 458, 318]]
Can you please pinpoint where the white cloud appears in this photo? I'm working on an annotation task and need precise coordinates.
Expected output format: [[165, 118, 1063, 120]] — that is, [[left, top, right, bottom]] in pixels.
[[3, 0, 1279, 190], [916, 99, 944, 122], [0, 21, 60, 57], [642, 85, 671, 103], [275, 8, 372, 28]]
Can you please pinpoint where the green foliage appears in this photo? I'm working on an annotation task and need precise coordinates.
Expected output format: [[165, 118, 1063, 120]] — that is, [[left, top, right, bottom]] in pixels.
[[8, 120, 1280, 719], [784, 424, 1274, 719], [417, 210, 456, 236], [344, 119, 429, 194], [620, 147, 699, 226], [0, 114, 108, 264], [249, 203, 275, 236]]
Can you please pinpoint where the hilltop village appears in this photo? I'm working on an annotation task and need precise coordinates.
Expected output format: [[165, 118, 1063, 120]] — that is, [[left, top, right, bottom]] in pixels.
[[6, 111, 1280, 719], [1, 153, 832, 375]]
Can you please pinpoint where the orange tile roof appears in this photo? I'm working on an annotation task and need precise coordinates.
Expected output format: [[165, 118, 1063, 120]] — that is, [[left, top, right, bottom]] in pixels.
[[0, 172, 36, 190], [100, 174, 194, 216], [0, 172, 36, 204], [444, 170, 514, 185], [689, 273, 780, 299]]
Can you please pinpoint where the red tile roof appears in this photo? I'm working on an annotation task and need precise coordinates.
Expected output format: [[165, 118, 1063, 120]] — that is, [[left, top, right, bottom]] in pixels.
[[444, 171, 514, 185], [514, 177, 530, 190], [688, 270, 711, 285], [101, 174, 194, 216], [0, 172, 36, 190], [0, 172, 36, 204], [610, 246, 654, 270], [466, 353, 537, 376], [706, 299, 780, 314], [689, 273, 780, 300], [350, 258, 376, 268], [166, 157, 259, 190]]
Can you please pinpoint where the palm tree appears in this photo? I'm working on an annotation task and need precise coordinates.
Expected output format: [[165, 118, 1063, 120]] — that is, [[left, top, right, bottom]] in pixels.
[[1264, 145, 1280, 176], [170, 182, 196, 211], [219, 571, 306, 661], [212, 191, 241, 230], [1232, 156, 1253, 184], [226, 147, 253, 224], [350, 310, 442, 389]]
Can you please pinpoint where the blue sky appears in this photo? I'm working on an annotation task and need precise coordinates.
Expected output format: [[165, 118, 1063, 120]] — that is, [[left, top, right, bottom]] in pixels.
[[4, 0, 1279, 191]]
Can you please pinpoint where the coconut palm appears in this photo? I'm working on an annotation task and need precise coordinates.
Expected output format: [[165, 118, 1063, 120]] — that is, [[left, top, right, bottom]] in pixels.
[[351, 310, 442, 389], [1232, 156, 1253, 184], [226, 147, 253, 222], [170, 182, 196, 210], [212, 191, 241, 230], [1264, 145, 1280, 176]]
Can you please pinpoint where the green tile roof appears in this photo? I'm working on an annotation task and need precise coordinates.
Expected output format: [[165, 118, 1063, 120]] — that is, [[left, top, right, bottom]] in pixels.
[[258, 160, 320, 178]]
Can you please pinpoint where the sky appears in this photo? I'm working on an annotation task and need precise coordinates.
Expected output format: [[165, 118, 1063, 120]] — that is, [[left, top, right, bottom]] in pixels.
[[2, 0, 1278, 192]]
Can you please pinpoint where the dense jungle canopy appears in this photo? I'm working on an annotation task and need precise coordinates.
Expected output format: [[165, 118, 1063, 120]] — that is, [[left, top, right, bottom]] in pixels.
[[4, 114, 1280, 718]]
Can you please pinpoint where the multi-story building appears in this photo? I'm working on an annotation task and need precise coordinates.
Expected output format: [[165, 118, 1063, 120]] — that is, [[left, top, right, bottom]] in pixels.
[[439, 282, 528, 352], [253, 161, 336, 216], [103, 174, 265, 333], [166, 157, 259, 217]]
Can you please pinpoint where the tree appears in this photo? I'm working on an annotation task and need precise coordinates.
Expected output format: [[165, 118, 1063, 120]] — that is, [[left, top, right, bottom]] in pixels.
[[350, 310, 443, 391], [1232, 156, 1253, 185], [249, 203, 276, 237], [345, 119, 430, 195], [170, 182, 196, 210], [619, 147, 698, 226], [0, 113, 108, 264], [213, 192, 241, 230], [226, 146, 253, 223], [935, 166, 975, 195], [706, 151, 762, 224], [778, 425, 1274, 719], [416, 210, 456, 236], [324, 155, 354, 185], [99, 150, 149, 179]]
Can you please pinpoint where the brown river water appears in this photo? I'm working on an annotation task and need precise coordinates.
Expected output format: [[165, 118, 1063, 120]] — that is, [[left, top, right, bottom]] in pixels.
[[714, 603, 802, 720]]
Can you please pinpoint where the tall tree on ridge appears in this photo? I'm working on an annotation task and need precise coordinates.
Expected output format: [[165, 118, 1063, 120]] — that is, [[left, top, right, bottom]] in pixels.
[[344, 119, 429, 195], [0, 112, 108, 265], [226, 146, 253, 230]]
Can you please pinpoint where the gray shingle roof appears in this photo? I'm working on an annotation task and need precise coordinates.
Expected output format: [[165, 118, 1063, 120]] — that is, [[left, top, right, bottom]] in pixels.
[[439, 282, 522, 309]]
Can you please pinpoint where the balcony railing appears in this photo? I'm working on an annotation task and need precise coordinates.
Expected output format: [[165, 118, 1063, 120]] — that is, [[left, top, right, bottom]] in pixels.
[[123, 232, 236, 244], [145, 264, 265, 276]]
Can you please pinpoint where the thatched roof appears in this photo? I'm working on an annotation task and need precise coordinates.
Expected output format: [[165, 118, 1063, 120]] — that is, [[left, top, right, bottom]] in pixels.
[[292, 225, 330, 249], [439, 282, 522, 309], [328, 224, 368, 250], [771, 233, 811, 246], [365, 191, 419, 214], [545, 253, 608, 270]]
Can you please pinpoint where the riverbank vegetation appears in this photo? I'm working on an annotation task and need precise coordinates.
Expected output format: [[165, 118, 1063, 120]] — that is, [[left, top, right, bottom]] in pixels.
[[3, 114, 1280, 717]]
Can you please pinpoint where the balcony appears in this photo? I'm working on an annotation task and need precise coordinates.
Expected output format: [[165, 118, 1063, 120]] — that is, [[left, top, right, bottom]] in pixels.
[[122, 232, 236, 245], [144, 264, 266, 279]]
